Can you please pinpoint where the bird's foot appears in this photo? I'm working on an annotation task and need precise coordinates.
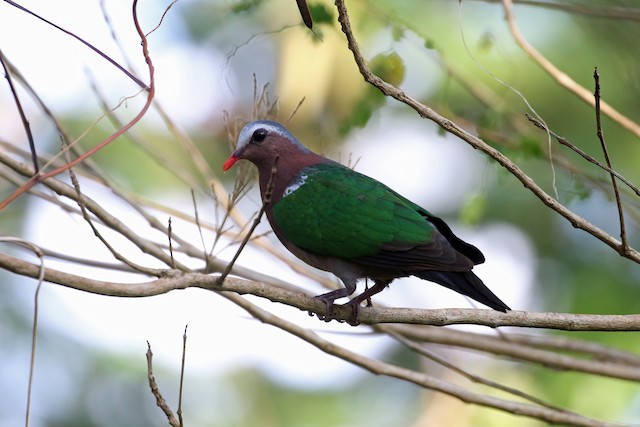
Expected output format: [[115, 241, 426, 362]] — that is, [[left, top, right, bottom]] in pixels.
[[311, 296, 361, 325], [343, 279, 391, 325], [344, 299, 363, 326], [311, 287, 356, 323], [363, 281, 373, 308], [310, 295, 344, 323]]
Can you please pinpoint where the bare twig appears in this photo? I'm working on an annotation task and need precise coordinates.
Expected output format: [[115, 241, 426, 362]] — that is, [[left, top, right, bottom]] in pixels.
[[593, 68, 627, 252], [393, 324, 640, 381], [0, 239, 45, 427], [178, 325, 187, 427], [168, 217, 176, 269], [501, 0, 640, 139], [4, 0, 146, 88], [217, 156, 280, 285], [68, 164, 161, 275], [501, 332, 640, 367], [386, 328, 572, 413], [525, 114, 640, 198], [146, 342, 180, 427], [0, 150, 188, 272], [0, 0, 156, 210], [470, 0, 640, 21], [0, 50, 38, 174], [190, 190, 209, 270], [146, 0, 179, 37]]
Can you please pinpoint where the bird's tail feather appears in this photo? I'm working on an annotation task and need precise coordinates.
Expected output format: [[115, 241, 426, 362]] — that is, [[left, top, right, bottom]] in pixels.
[[414, 271, 510, 312]]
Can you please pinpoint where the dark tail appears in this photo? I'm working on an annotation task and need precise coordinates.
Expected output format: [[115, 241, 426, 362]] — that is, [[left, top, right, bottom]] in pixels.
[[415, 271, 510, 312]]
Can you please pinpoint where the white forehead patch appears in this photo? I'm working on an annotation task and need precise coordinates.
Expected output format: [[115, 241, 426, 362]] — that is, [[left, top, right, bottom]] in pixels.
[[236, 120, 310, 153]]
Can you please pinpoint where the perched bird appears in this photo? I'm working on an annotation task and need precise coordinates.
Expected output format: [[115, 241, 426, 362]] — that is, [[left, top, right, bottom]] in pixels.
[[223, 120, 510, 323]]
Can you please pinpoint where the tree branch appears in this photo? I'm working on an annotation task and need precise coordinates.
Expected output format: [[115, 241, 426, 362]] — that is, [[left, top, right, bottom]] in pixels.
[[501, 0, 640, 139], [333, 0, 640, 263], [3, 253, 640, 333]]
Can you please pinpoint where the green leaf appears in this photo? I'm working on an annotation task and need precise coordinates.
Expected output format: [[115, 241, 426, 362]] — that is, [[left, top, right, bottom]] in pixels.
[[562, 175, 592, 204], [340, 98, 374, 133], [231, 0, 263, 13], [460, 193, 487, 225], [370, 52, 405, 87], [308, 3, 334, 25], [519, 136, 545, 159], [478, 32, 495, 53], [392, 26, 404, 42]]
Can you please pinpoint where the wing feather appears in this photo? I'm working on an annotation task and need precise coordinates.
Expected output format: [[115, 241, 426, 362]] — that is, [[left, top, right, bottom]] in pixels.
[[272, 162, 476, 272]]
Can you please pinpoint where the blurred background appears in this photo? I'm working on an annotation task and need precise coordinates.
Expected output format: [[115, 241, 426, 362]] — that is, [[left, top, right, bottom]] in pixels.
[[1, 0, 639, 425]]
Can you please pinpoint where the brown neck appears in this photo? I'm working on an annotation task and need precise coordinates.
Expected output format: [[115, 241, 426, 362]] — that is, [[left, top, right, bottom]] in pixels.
[[257, 153, 326, 206]]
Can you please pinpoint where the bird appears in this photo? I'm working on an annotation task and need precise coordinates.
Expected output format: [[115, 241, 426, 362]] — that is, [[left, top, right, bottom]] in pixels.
[[223, 120, 510, 324]]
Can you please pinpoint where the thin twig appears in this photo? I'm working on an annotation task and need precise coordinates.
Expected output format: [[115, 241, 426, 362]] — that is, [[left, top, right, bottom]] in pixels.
[[217, 156, 280, 285], [392, 324, 640, 381], [177, 325, 188, 427], [146, 0, 179, 37], [0, 0, 156, 211], [68, 163, 161, 275], [0, 239, 45, 427], [286, 97, 306, 123], [387, 328, 574, 414], [168, 217, 176, 269], [525, 114, 640, 197], [3, 0, 147, 89], [0, 50, 38, 174], [458, 1, 559, 199], [146, 342, 180, 427], [470, 0, 640, 21], [593, 68, 628, 253], [0, 149, 189, 272], [501, 0, 640, 139], [191, 190, 209, 270]]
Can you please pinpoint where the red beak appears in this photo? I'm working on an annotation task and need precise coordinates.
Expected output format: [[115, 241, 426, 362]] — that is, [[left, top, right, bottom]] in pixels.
[[223, 155, 239, 171]]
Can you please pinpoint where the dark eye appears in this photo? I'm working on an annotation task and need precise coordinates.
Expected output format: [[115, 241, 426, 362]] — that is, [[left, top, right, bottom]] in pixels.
[[251, 128, 267, 144]]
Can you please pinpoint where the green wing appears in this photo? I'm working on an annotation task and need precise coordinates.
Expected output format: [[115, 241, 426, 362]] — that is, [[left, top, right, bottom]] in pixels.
[[272, 162, 434, 259]]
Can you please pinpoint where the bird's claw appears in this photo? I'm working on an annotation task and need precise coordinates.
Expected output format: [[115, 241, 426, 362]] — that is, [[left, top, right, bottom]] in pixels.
[[344, 300, 362, 326], [311, 296, 361, 325], [312, 295, 338, 323]]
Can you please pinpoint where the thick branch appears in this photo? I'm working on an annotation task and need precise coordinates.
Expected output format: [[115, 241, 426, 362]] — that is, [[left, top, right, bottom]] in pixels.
[[3, 253, 640, 333]]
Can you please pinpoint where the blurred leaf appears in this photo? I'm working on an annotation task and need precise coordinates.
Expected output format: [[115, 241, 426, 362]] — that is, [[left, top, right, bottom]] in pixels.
[[478, 32, 495, 53], [308, 3, 334, 25], [232, 0, 264, 13], [340, 97, 375, 133], [392, 25, 404, 42], [561, 174, 592, 204], [370, 52, 405, 87], [460, 193, 488, 225], [519, 136, 545, 159]]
